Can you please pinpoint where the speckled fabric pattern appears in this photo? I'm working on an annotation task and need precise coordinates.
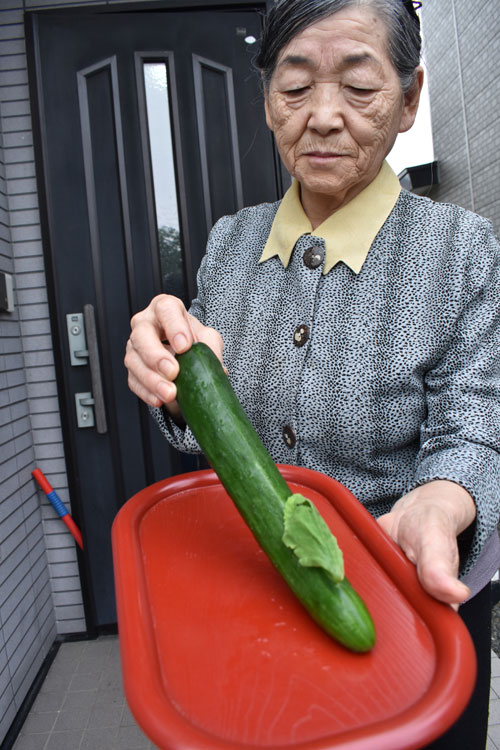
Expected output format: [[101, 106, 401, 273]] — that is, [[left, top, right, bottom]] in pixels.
[[151, 189, 500, 581]]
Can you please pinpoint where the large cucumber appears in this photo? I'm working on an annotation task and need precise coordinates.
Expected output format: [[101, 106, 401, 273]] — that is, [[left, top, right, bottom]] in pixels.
[[174, 342, 375, 652]]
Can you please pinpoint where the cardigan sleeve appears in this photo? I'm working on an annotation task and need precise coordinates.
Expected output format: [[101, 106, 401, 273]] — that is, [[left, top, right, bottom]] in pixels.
[[411, 216, 500, 572], [148, 222, 219, 454]]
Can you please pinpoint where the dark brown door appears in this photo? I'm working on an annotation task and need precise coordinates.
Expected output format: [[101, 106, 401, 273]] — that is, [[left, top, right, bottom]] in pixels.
[[26, 0, 284, 630]]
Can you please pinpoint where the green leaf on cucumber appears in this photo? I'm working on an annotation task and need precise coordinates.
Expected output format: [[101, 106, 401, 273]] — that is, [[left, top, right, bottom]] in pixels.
[[283, 493, 344, 584]]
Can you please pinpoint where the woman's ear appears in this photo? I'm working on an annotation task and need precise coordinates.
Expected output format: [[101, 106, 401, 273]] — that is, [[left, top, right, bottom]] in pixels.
[[399, 66, 424, 134]]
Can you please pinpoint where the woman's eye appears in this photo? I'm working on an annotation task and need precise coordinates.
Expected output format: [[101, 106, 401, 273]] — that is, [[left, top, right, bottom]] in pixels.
[[347, 86, 375, 96]]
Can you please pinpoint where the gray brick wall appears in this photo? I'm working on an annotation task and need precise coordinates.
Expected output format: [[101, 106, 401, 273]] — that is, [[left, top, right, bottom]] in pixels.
[[422, 0, 500, 235], [0, 94, 57, 744]]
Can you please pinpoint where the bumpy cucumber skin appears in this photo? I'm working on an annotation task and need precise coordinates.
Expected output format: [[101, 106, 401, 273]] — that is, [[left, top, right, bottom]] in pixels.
[[175, 343, 376, 653]]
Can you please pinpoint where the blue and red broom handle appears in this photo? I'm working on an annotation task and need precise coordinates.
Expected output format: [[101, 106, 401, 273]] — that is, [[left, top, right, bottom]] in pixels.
[[32, 468, 84, 550]]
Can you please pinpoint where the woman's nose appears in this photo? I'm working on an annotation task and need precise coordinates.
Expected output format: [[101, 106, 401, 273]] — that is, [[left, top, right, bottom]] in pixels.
[[307, 84, 344, 134]]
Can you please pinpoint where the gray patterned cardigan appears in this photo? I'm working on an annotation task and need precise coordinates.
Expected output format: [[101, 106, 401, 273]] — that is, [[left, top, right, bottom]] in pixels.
[[152, 188, 500, 592]]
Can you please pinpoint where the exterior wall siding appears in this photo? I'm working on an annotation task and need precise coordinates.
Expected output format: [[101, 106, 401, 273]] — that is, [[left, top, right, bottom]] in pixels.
[[422, 1, 500, 235], [0, 92, 57, 745]]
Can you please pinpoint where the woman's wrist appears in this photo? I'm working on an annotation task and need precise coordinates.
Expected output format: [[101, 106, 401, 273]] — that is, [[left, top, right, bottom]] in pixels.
[[161, 401, 185, 428]]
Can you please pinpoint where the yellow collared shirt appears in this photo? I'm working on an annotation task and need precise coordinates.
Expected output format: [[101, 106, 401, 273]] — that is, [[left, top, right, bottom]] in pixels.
[[259, 161, 401, 275]]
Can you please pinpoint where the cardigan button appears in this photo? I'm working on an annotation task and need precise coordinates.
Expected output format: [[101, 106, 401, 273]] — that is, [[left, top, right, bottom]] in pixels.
[[283, 425, 296, 448], [303, 246, 324, 269], [293, 324, 310, 347]]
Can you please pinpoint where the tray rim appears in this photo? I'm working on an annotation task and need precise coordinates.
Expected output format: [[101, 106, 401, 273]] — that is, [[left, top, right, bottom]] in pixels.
[[112, 465, 477, 750]]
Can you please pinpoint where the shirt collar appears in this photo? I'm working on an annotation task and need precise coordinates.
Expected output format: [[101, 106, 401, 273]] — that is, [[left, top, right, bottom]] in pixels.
[[259, 161, 401, 275]]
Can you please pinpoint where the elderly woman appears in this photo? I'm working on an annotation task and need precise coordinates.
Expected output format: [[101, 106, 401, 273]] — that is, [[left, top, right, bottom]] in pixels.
[[125, 1, 500, 747]]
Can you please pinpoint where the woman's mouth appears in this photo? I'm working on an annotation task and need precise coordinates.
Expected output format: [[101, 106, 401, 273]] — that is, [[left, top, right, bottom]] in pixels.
[[307, 151, 340, 158], [304, 151, 346, 166]]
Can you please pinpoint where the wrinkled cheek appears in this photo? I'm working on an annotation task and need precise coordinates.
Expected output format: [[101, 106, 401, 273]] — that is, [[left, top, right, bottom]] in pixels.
[[367, 110, 394, 140], [355, 128, 388, 163], [274, 133, 295, 168]]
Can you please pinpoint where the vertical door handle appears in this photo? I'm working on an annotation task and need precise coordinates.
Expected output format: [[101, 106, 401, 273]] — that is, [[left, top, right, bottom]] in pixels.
[[83, 303, 108, 434]]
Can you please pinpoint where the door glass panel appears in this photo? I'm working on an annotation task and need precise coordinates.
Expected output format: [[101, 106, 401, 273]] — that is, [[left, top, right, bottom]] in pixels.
[[143, 62, 185, 299]]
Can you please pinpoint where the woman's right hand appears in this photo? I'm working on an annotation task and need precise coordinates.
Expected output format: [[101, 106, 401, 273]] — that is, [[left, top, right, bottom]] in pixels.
[[124, 295, 224, 412]]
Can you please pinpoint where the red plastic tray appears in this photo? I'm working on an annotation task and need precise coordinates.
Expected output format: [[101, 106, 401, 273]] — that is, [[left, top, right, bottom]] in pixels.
[[112, 465, 476, 750]]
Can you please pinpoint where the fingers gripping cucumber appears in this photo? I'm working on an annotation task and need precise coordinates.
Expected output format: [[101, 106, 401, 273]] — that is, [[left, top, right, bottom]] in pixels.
[[174, 342, 375, 652]]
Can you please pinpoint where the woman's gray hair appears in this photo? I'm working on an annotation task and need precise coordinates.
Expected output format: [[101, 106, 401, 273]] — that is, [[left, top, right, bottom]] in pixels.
[[255, 0, 422, 93]]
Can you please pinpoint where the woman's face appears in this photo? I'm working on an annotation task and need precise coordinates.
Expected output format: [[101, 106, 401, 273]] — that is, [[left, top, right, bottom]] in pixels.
[[264, 6, 422, 216]]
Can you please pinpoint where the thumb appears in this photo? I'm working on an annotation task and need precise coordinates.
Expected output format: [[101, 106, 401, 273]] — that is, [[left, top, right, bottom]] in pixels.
[[376, 513, 396, 537], [415, 538, 470, 606]]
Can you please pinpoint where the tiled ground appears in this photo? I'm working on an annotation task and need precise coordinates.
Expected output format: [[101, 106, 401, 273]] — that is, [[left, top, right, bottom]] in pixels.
[[489, 652, 500, 750], [7, 634, 500, 750], [12, 636, 155, 750]]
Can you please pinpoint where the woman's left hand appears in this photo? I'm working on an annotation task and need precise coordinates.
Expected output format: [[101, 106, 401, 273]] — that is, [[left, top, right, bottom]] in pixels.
[[377, 480, 476, 608]]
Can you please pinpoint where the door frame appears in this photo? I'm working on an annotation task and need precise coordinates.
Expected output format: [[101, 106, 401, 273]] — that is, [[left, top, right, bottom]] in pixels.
[[25, 0, 280, 635]]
